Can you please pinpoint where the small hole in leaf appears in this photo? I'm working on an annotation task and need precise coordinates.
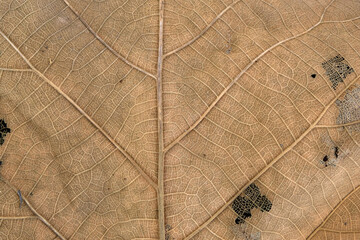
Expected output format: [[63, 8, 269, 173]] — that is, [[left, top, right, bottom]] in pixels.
[[311, 74, 316, 78], [232, 183, 272, 224]]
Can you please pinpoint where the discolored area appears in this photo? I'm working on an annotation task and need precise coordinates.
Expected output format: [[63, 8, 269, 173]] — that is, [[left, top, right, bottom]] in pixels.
[[0, 118, 10, 145], [322, 54, 354, 90], [232, 183, 272, 224], [336, 86, 360, 131]]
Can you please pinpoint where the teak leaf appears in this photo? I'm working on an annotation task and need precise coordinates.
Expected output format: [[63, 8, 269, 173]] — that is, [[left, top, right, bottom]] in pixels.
[[0, 0, 360, 239]]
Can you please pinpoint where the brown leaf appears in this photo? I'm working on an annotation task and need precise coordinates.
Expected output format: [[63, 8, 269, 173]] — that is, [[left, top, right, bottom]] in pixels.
[[0, 0, 360, 239]]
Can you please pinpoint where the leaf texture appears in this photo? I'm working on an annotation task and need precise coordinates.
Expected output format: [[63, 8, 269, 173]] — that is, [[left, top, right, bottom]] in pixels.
[[0, 0, 360, 239]]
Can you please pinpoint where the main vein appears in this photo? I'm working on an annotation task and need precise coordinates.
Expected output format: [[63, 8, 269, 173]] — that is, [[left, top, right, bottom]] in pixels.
[[156, 0, 166, 239]]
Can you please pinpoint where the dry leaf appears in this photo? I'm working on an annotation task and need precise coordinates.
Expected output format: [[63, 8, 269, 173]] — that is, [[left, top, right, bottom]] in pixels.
[[0, 0, 360, 239]]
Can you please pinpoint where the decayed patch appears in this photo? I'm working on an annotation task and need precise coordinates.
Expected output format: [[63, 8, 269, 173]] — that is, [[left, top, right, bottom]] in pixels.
[[231, 183, 272, 224], [231, 223, 261, 240], [336, 86, 360, 131], [322, 54, 354, 90], [0, 119, 10, 145]]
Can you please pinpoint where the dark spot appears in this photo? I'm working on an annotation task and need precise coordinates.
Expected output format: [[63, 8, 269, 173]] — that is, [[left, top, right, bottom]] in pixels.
[[165, 224, 172, 231], [322, 54, 354, 90], [30, 192, 33, 196], [123, 178, 127, 181], [17, 190, 23, 208], [202, 153, 206, 157], [120, 79, 123, 83], [232, 183, 272, 224], [0, 161, 2, 166], [243, 211, 252, 218], [334, 147, 339, 158], [107, 187, 110, 190], [40, 44, 49, 53], [322, 155, 329, 167], [311, 74, 316, 78], [344, 222, 347, 226], [0, 119, 11, 146]]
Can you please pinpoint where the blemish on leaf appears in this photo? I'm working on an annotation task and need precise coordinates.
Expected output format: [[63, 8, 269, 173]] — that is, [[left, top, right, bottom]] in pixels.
[[320, 153, 338, 167], [322, 155, 329, 167], [334, 146, 339, 158], [231, 223, 261, 240], [322, 54, 353, 90], [232, 183, 272, 224], [40, 44, 49, 53], [0, 161, 2, 166], [165, 224, 171, 231], [17, 190, 23, 208], [336, 86, 360, 132], [0, 119, 11, 145], [225, 29, 232, 54], [165, 224, 172, 240], [311, 74, 316, 78]]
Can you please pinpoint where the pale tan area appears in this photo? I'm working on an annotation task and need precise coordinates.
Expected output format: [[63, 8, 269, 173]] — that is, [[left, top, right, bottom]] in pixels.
[[0, 0, 360, 239]]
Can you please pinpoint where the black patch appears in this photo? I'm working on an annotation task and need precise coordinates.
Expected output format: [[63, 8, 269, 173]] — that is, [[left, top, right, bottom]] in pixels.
[[311, 74, 316, 78], [0, 119, 10, 145], [322, 54, 354, 90], [322, 155, 329, 167], [232, 183, 272, 224], [334, 147, 339, 158], [0, 161, 2, 166]]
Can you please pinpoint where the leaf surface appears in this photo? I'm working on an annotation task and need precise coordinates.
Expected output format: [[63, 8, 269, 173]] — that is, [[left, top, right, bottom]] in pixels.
[[0, 0, 360, 239]]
